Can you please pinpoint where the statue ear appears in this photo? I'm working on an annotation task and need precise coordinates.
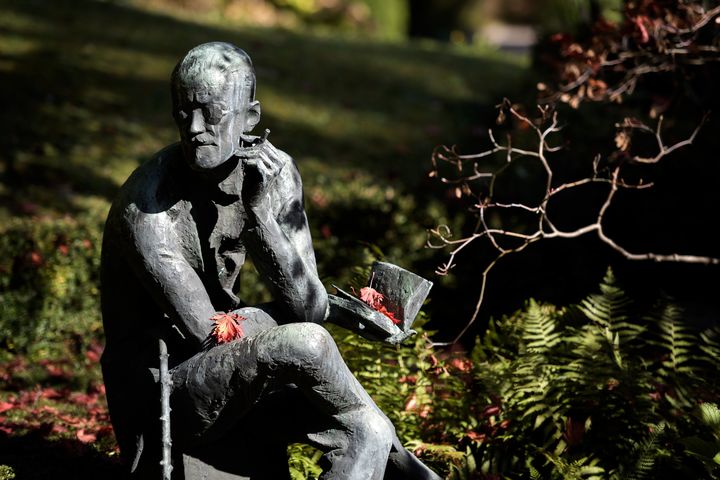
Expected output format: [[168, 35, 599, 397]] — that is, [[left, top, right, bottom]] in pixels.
[[244, 100, 261, 133]]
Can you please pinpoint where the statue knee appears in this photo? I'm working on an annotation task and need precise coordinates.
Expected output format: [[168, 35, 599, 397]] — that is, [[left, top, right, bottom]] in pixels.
[[291, 322, 333, 365], [270, 322, 334, 370], [361, 408, 393, 453]]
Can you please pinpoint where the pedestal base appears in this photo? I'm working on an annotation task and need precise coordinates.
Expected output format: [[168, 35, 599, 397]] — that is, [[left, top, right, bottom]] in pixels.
[[181, 454, 250, 480]]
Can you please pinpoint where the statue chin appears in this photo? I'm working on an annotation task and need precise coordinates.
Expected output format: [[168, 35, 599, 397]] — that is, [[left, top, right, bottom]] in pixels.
[[186, 146, 224, 171]]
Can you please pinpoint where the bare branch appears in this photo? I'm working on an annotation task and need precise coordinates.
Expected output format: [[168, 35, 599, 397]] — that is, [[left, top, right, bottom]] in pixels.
[[631, 113, 709, 164], [669, 5, 720, 34], [428, 107, 717, 344]]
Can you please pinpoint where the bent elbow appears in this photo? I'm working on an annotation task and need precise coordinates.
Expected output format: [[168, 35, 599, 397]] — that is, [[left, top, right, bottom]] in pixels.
[[301, 284, 328, 325]]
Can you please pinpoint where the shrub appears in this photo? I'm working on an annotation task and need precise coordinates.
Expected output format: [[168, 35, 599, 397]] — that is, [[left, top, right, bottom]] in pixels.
[[318, 268, 720, 478], [0, 215, 103, 363], [465, 268, 720, 479]]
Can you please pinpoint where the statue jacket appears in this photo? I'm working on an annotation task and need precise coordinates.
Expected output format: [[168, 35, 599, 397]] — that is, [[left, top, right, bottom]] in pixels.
[[100, 141, 311, 471]]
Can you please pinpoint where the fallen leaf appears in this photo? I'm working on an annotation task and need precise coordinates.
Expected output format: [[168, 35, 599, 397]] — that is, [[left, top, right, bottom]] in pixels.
[[70, 393, 97, 406], [0, 402, 13, 414], [358, 287, 401, 325], [451, 357, 472, 372], [39, 405, 59, 415], [404, 395, 418, 412], [211, 312, 246, 344], [467, 431, 487, 442], [76, 429, 97, 443], [375, 305, 400, 325], [29, 251, 43, 266], [40, 388, 65, 400], [85, 349, 100, 363], [52, 424, 69, 434], [57, 414, 84, 426], [359, 287, 384, 309], [44, 363, 70, 379], [483, 405, 500, 417]]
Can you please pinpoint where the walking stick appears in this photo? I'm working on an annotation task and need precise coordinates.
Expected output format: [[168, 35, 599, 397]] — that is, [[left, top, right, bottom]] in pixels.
[[159, 338, 173, 480]]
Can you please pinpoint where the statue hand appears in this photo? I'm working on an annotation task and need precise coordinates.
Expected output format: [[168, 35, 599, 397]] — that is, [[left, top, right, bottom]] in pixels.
[[384, 329, 417, 345], [240, 141, 285, 209]]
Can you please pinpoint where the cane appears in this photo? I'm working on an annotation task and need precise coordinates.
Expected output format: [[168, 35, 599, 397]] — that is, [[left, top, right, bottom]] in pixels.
[[159, 338, 173, 480]]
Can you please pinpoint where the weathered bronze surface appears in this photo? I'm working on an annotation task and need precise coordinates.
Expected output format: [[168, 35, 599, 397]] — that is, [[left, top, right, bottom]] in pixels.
[[101, 42, 439, 479]]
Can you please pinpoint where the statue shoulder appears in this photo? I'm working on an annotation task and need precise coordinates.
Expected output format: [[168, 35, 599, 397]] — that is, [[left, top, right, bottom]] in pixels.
[[271, 144, 303, 193], [105, 144, 187, 245], [112, 143, 184, 208]]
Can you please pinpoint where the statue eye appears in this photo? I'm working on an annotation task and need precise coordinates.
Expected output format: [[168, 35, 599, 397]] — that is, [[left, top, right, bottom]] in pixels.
[[204, 104, 228, 125], [174, 110, 189, 122]]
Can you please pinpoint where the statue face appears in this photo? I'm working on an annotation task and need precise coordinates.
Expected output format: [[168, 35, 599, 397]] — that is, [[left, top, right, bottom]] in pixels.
[[173, 75, 244, 171]]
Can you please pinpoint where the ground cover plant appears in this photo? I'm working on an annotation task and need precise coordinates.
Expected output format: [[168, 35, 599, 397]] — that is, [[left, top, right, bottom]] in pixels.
[[340, 269, 720, 479]]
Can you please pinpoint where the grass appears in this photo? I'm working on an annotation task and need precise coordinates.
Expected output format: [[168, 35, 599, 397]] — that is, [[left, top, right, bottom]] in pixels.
[[0, 0, 528, 220]]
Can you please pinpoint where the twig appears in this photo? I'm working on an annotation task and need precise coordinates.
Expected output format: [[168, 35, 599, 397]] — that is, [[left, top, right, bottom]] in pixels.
[[159, 338, 173, 480], [429, 106, 717, 345]]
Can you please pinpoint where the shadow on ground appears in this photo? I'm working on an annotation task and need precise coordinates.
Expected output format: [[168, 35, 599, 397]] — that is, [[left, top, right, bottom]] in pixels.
[[0, 0, 527, 217], [0, 432, 123, 480]]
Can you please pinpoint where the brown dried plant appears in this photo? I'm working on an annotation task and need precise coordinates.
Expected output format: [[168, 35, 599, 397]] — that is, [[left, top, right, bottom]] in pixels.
[[540, 2, 720, 114]]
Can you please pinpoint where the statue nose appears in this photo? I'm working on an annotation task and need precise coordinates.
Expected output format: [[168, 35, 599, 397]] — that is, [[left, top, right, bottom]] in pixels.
[[189, 109, 206, 134]]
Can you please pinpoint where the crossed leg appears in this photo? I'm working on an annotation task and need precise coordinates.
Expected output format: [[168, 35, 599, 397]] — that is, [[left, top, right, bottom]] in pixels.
[[171, 319, 393, 479], [169, 303, 440, 480]]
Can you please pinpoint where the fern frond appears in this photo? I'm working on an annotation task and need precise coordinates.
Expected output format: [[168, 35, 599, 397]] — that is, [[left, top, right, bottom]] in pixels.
[[542, 451, 605, 480], [643, 299, 699, 407], [648, 302, 695, 372], [579, 268, 645, 347], [699, 326, 720, 376], [522, 300, 562, 354], [527, 460, 542, 480], [698, 403, 720, 438], [288, 443, 323, 480], [614, 423, 665, 480]]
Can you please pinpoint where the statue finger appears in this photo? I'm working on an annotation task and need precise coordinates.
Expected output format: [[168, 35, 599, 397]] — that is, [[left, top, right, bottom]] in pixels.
[[262, 141, 280, 158], [260, 143, 285, 168], [259, 156, 278, 175]]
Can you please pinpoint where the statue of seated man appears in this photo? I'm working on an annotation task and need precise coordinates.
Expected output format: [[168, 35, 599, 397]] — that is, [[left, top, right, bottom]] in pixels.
[[100, 42, 440, 480]]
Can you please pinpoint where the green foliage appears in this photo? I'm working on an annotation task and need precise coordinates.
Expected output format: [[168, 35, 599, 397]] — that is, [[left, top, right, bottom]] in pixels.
[[466, 268, 720, 479], [616, 423, 665, 480], [308, 174, 463, 309], [332, 316, 474, 474], [0, 215, 103, 362], [679, 403, 720, 477], [0, 465, 15, 480], [288, 443, 323, 480], [359, 0, 408, 39], [305, 268, 719, 478], [0, 0, 525, 342]]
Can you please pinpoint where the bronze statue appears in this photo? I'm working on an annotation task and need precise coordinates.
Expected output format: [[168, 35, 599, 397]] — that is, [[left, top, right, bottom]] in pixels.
[[101, 42, 439, 479]]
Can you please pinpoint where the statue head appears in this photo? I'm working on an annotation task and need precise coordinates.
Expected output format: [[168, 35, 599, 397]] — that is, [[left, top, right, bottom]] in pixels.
[[171, 42, 261, 171]]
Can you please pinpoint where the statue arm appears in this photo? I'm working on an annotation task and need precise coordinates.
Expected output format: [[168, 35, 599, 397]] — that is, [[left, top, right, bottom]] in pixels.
[[129, 212, 215, 347], [243, 157, 328, 325]]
